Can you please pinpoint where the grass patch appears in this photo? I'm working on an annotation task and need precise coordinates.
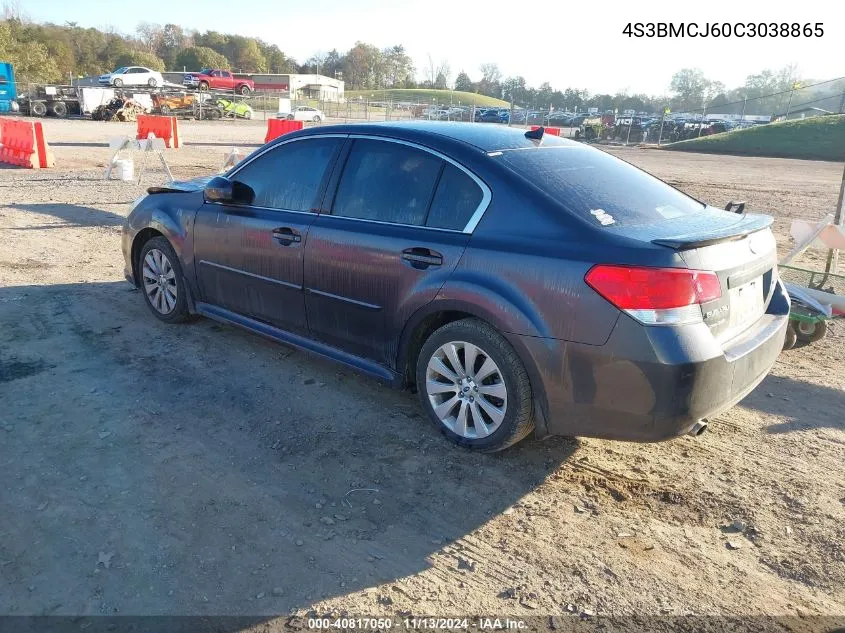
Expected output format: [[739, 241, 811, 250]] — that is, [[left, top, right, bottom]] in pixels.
[[345, 89, 509, 107], [663, 115, 845, 161]]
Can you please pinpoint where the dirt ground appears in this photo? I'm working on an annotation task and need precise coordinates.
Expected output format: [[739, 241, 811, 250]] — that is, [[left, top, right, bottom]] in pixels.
[[0, 118, 843, 630]]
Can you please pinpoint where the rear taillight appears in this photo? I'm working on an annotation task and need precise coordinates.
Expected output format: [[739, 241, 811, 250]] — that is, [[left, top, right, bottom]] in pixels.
[[585, 265, 721, 325]]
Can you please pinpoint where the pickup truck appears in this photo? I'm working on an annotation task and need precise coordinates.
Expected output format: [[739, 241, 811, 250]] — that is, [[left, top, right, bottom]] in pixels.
[[183, 69, 253, 95]]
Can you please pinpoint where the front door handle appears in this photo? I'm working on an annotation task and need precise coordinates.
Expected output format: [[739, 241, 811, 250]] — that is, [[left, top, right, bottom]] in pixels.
[[272, 227, 302, 245], [402, 247, 443, 268]]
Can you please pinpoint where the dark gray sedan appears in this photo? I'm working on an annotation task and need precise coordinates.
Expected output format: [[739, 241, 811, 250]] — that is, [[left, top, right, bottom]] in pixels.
[[122, 122, 789, 451]]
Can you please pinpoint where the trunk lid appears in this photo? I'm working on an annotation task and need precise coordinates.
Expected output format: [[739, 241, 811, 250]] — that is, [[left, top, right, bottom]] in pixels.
[[630, 209, 778, 342]]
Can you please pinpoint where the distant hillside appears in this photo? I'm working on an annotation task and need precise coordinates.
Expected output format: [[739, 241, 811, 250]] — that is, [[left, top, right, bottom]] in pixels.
[[663, 115, 845, 161], [346, 89, 509, 107]]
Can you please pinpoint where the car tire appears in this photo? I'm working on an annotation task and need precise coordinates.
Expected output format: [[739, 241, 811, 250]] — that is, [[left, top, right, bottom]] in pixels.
[[287, 114, 294, 121], [112, 78, 123, 87], [31, 101, 47, 117], [795, 319, 827, 344], [148, 78, 158, 88], [199, 82, 209, 91], [313, 115, 321, 122], [50, 101, 68, 118], [416, 318, 534, 452], [159, 104, 170, 115], [138, 237, 191, 324], [239, 85, 251, 96]]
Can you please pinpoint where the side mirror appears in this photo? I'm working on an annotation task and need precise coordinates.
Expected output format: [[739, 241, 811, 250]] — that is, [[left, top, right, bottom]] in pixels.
[[204, 176, 234, 203], [204, 176, 255, 205]]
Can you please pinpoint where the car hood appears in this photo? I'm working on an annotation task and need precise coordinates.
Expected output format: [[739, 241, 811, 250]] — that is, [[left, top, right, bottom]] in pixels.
[[147, 175, 215, 194]]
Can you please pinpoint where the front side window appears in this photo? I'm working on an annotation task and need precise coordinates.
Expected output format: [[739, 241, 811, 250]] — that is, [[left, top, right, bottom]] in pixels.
[[332, 140, 442, 226], [231, 138, 342, 212]]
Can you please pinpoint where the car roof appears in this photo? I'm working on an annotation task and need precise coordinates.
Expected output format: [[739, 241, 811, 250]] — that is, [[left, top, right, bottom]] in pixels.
[[293, 121, 578, 152]]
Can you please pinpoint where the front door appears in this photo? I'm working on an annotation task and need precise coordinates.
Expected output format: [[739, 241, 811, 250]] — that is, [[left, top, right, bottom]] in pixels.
[[304, 137, 488, 367], [193, 135, 344, 334]]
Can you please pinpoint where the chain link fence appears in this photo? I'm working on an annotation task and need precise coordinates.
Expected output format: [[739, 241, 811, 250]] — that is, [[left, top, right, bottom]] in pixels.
[[6, 76, 844, 149]]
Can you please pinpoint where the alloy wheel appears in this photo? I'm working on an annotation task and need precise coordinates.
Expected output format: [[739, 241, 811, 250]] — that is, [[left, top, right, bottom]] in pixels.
[[425, 341, 507, 439], [142, 248, 178, 315]]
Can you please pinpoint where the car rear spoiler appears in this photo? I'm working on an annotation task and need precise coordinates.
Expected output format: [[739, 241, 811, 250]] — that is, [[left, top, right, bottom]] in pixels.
[[651, 214, 773, 250]]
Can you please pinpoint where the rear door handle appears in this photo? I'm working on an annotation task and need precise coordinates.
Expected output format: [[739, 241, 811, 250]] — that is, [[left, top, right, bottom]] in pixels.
[[272, 227, 302, 244], [402, 248, 443, 268]]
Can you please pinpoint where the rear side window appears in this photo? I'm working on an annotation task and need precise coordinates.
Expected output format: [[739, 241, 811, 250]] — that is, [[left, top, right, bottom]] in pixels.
[[333, 139, 442, 226], [426, 163, 483, 231], [497, 146, 704, 227], [232, 137, 341, 211]]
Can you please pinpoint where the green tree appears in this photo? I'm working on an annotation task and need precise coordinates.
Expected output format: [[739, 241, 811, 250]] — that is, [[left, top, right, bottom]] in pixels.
[[454, 71, 472, 92], [174, 46, 229, 71], [156, 24, 186, 68], [321, 48, 344, 80], [262, 42, 296, 73], [0, 19, 60, 82], [669, 68, 711, 111], [194, 30, 227, 54], [536, 81, 553, 108], [343, 41, 382, 89], [114, 50, 165, 71], [227, 36, 266, 72], [477, 62, 502, 97], [502, 76, 527, 104], [382, 45, 413, 87]]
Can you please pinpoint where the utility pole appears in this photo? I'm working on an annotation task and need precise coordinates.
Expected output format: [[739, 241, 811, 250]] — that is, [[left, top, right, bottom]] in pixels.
[[739, 95, 747, 127], [785, 82, 800, 118], [657, 106, 668, 146], [824, 163, 845, 276]]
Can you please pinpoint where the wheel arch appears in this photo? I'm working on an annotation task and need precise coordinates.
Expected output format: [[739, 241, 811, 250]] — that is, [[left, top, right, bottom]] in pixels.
[[396, 298, 550, 435], [130, 227, 165, 285], [131, 226, 197, 314], [129, 211, 188, 284]]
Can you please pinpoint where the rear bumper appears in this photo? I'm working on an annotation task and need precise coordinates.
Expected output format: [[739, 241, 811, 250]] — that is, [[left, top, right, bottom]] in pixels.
[[515, 280, 789, 442]]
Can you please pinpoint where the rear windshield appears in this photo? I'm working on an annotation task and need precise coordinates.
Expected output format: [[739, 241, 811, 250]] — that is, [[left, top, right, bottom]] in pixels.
[[497, 146, 704, 227]]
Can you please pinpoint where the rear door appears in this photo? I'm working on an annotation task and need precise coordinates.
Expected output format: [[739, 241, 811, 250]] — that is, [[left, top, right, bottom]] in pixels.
[[125, 68, 142, 85], [193, 135, 345, 334], [304, 137, 489, 367]]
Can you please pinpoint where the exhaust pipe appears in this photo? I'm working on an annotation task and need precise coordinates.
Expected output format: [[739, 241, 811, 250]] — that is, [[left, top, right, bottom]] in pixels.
[[688, 420, 708, 437]]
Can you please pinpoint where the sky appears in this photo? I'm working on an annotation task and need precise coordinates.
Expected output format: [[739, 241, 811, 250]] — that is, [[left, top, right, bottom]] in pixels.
[[21, 0, 844, 95]]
